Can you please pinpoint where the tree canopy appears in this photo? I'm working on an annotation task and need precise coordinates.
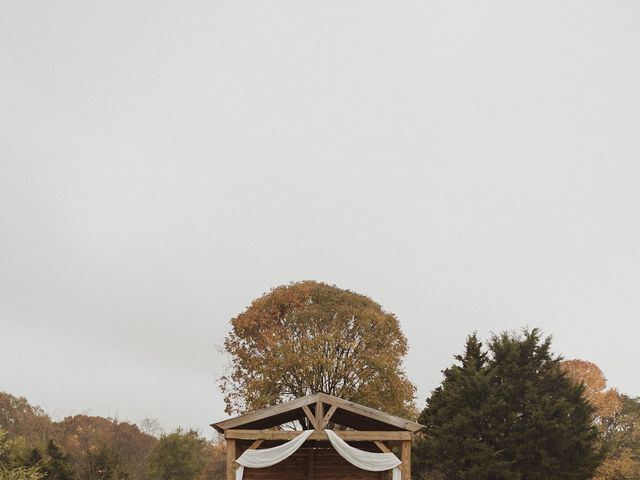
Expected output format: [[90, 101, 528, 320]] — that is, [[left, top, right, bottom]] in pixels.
[[561, 360, 640, 480], [596, 395, 640, 480], [414, 329, 602, 480], [0, 392, 226, 480], [413, 334, 516, 480], [560, 359, 623, 433], [145, 430, 207, 480], [221, 281, 416, 417], [0, 429, 42, 480]]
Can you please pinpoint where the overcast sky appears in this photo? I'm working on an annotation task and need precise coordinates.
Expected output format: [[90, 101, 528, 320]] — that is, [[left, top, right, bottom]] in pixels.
[[1, 1, 639, 436]]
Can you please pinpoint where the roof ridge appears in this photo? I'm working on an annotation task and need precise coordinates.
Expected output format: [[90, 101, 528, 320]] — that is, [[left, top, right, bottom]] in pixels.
[[211, 393, 425, 433]]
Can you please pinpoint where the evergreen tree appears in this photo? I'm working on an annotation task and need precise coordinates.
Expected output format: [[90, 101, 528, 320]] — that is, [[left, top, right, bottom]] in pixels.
[[414, 334, 517, 480], [41, 441, 73, 480], [414, 329, 602, 480], [25, 450, 41, 469], [487, 330, 600, 480]]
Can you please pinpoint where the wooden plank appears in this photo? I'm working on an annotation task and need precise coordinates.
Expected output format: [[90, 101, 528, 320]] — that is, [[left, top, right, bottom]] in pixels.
[[249, 439, 264, 450], [374, 441, 391, 453], [226, 438, 236, 480], [302, 405, 318, 430], [241, 448, 383, 480], [401, 440, 411, 480], [225, 429, 412, 441], [212, 392, 426, 434], [321, 404, 338, 429], [317, 393, 424, 433], [314, 401, 324, 431], [308, 447, 314, 480], [213, 393, 321, 432]]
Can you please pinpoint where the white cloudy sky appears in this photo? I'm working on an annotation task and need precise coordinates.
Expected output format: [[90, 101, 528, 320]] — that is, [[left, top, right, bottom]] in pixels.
[[1, 1, 639, 435]]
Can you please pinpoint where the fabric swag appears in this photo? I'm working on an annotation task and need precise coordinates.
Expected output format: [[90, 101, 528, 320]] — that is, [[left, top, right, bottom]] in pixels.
[[234, 430, 313, 480], [234, 429, 401, 480], [325, 429, 402, 480]]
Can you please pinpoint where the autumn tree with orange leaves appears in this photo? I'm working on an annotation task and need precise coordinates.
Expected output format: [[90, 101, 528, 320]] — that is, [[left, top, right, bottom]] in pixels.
[[560, 360, 623, 430], [561, 360, 640, 480], [220, 281, 416, 418]]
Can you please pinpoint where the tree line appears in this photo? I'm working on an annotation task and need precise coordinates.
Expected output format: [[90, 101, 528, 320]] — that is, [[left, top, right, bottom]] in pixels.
[[0, 393, 226, 480], [3, 280, 639, 480]]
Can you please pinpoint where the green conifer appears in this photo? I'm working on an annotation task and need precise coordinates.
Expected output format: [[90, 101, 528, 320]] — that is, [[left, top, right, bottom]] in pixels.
[[414, 329, 601, 480]]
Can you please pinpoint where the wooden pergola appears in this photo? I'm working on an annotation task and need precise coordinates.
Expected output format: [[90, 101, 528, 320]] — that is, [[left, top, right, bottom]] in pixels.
[[212, 393, 425, 480]]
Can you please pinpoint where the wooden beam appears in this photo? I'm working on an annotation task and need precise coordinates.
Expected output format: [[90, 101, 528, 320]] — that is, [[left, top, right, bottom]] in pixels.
[[213, 393, 321, 432], [226, 438, 236, 480], [314, 401, 324, 431], [317, 393, 425, 433], [321, 404, 338, 429], [374, 440, 391, 453], [212, 392, 426, 434], [302, 405, 318, 430], [248, 439, 263, 450], [225, 429, 412, 441], [401, 440, 411, 480]]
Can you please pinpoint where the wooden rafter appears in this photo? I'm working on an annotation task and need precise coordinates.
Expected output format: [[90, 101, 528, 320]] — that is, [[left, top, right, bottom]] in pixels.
[[316, 394, 423, 432], [224, 429, 412, 441], [302, 405, 318, 430], [248, 439, 264, 450], [321, 404, 338, 429], [211, 392, 425, 433], [213, 394, 322, 432], [374, 441, 391, 453]]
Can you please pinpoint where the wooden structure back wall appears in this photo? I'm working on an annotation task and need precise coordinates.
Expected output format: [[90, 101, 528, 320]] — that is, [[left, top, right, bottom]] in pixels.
[[241, 448, 385, 480]]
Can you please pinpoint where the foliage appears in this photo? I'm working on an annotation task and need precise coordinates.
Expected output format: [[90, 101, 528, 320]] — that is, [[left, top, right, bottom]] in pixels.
[[414, 334, 516, 480], [593, 387, 637, 477], [560, 359, 623, 432], [414, 329, 602, 480], [54, 415, 154, 480], [0, 394, 52, 446], [145, 429, 207, 480], [0, 468, 43, 480], [0, 395, 225, 480], [0, 429, 42, 480], [39, 440, 75, 480], [561, 361, 640, 480], [200, 440, 225, 480], [221, 280, 416, 417]]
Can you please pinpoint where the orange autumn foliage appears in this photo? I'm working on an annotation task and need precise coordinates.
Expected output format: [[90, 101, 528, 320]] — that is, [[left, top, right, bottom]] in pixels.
[[221, 281, 416, 418], [560, 359, 623, 424]]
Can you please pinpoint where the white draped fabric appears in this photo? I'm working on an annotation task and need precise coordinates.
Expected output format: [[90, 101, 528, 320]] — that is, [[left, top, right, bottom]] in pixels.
[[234, 429, 401, 480], [325, 430, 402, 480], [234, 430, 313, 480]]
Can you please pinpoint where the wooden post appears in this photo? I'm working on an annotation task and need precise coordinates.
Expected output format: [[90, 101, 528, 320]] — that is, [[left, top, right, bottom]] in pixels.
[[401, 440, 411, 480], [315, 401, 324, 430], [226, 438, 237, 480]]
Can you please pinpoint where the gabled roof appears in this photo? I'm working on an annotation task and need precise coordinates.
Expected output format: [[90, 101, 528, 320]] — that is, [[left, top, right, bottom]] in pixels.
[[211, 393, 425, 433]]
